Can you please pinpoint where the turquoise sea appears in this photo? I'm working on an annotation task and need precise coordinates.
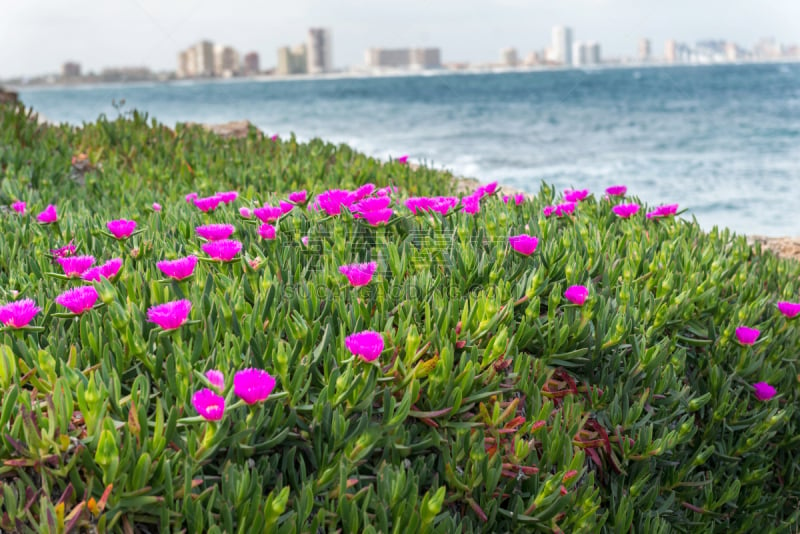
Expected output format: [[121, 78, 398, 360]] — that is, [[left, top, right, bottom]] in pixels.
[[18, 63, 800, 236]]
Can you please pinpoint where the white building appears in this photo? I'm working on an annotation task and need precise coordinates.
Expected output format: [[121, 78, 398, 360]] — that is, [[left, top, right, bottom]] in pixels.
[[214, 45, 240, 77], [551, 26, 573, 66], [307, 28, 333, 74], [572, 41, 601, 67], [365, 48, 441, 69], [500, 47, 518, 67]]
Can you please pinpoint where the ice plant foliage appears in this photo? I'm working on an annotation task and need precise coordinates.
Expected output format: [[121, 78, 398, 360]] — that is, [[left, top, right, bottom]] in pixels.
[[339, 262, 378, 287], [612, 203, 640, 218], [345, 331, 384, 362], [192, 389, 225, 421], [777, 301, 800, 319], [509, 234, 539, 256], [233, 368, 277, 404], [55, 286, 98, 314], [735, 326, 760, 346], [57, 255, 95, 277], [37, 204, 57, 224], [147, 300, 192, 330], [258, 223, 276, 240], [564, 285, 589, 306], [11, 201, 25, 214], [605, 185, 627, 196], [202, 239, 242, 262], [82, 258, 123, 281], [753, 382, 777, 401], [107, 219, 137, 239], [0, 299, 41, 328], [157, 256, 197, 280], [195, 224, 235, 241]]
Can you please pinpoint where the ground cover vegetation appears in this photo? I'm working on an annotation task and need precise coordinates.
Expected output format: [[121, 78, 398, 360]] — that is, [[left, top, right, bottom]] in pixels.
[[1, 104, 800, 532]]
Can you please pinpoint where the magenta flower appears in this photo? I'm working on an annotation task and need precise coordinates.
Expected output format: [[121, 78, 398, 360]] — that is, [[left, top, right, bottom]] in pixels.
[[253, 206, 283, 223], [107, 219, 137, 239], [564, 189, 589, 203], [503, 194, 525, 206], [192, 388, 225, 421], [509, 234, 539, 256], [0, 299, 41, 328], [185, 192, 198, 203], [543, 206, 555, 217], [735, 326, 760, 346], [753, 382, 776, 401], [461, 194, 481, 215], [288, 190, 308, 204], [405, 196, 458, 215], [11, 201, 25, 214], [646, 204, 679, 219], [339, 262, 378, 287], [57, 255, 95, 277], [196, 224, 235, 241], [612, 203, 640, 218], [50, 241, 76, 259], [605, 185, 627, 196], [279, 201, 294, 214], [233, 368, 277, 404], [353, 183, 376, 201], [271, 134, 279, 141], [82, 258, 123, 281], [152, 202, 162, 212], [317, 189, 356, 216], [216, 191, 238, 204], [55, 286, 98, 315], [476, 182, 498, 197], [376, 186, 399, 197], [361, 208, 393, 226], [157, 255, 198, 280], [345, 331, 384, 362], [301, 236, 310, 246], [258, 223, 276, 240], [194, 195, 223, 213], [147, 299, 192, 330], [397, 155, 409, 164], [353, 196, 392, 213], [239, 207, 252, 218], [544, 202, 576, 218], [564, 285, 589, 306], [37, 204, 58, 224], [206, 370, 225, 392], [202, 239, 242, 262], [777, 301, 800, 319]]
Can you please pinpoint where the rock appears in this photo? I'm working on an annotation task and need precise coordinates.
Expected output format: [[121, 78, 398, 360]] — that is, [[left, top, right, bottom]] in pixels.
[[183, 120, 261, 139], [0, 87, 18, 105], [747, 235, 800, 261]]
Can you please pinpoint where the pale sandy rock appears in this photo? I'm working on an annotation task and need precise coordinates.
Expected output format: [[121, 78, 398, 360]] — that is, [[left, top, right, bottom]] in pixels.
[[747, 236, 800, 261]]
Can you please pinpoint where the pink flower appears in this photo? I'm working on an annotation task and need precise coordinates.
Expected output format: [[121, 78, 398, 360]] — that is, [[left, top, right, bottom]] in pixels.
[[543, 206, 555, 217], [82, 258, 123, 281], [192, 388, 225, 421], [339, 262, 377, 287], [239, 207, 252, 218], [503, 194, 525, 206], [157, 255, 197, 280], [353, 183, 376, 201], [735, 326, 760, 346], [185, 192, 198, 203], [195, 224, 235, 241], [194, 195, 223, 213], [147, 299, 192, 330], [564, 285, 589, 306], [361, 208, 393, 226], [152, 202, 162, 212], [216, 191, 238, 204], [279, 201, 295, 215], [777, 301, 800, 319], [376, 186, 399, 197], [605, 185, 627, 196], [50, 241, 76, 259], [253, 206, 283, 223], [107, 219, 136, 239], [405, 196, 458, 215], [345, 331, 384, 362], [258, 223, 276, 240], [202, 239, 242, 262], [288, 190, 308, 204], [461, 194, 481, 215], [753, 382, 776, 401], [397, 155, 409, 164], [270, 134, 279, 141], [353, 196, 392, 213], [55, 286, 98, 314], [612, 203, 640, 218], [564, 189, 589, 203], [57, 255, 95, 277], [37, 204, 58, 224], [316, 189, 356, 216], [11, 201, 25, 214], [233, 368, 276, 404], [301, 236, 309, 246], [646, 204, 679, 219], [476, 182, 498, 197], [544, 202, 576, 218], [509, 234, 539, 256], [206, 370, 225, 392], [0, 299, 41, 328]]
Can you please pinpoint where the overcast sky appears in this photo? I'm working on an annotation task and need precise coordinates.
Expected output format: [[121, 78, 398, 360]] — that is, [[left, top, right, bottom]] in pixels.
[[2, 0, 798, 77]]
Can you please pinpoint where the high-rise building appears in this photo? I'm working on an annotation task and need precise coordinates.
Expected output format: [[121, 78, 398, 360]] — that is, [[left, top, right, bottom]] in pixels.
[[61, 62, 81, 78], [551, 26, 573, 66], [177, 50, 192, 78], [410, 48, 441, 68], [572, 41, 601, 67], [500, 47, 518, 67], [307, 28, 332, 74], [243, 52, 260, 75], [214, 45, 240, 77], [195, 40, 215, 77], [639, 38, 651, 62], [277, 44, 308, 75], [725, 42, 741, 62], [665, 40, 678, 63]]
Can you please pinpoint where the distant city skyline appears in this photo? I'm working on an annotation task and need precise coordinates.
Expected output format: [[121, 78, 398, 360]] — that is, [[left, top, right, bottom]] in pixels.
[[2, 0, 800, 78]]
